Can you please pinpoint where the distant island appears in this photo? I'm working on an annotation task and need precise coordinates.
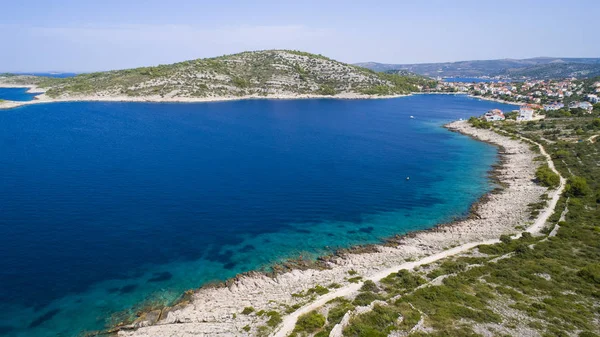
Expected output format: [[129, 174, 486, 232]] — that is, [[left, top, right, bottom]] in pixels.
[[355, 57, 600, 80], [0, 50, 435, 107]]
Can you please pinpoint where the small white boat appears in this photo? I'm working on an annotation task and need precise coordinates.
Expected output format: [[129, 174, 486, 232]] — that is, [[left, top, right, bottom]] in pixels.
[[406, 177, 410, 180], [410, 116, 414, 119]]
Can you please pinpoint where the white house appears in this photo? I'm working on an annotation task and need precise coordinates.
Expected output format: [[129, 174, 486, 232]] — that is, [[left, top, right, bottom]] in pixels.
[[569, 101, 594, 112], [517, 107, 534, 121], [483, 109, 505, 122], [587, 94, 598, 104], [544, 103, 564, 111]]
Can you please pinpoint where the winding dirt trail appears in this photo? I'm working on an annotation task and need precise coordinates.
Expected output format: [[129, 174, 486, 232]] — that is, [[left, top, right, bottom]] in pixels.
[[272, 127, 566, 337]]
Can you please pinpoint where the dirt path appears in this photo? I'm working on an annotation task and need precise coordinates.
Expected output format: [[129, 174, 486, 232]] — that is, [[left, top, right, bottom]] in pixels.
[[515, 134, 566, 234], [272, 129, 566, 337], [588, 134, 599, 143]]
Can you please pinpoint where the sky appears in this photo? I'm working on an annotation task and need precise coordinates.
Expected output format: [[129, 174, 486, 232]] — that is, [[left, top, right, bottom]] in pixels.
[[2, 0, 599, 72]]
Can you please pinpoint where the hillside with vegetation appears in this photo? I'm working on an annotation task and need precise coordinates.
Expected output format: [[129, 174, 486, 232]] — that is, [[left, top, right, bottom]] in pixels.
[[356, 57, 600, 80], [0, 51, 436, 100], [499, 63, 600, 80]]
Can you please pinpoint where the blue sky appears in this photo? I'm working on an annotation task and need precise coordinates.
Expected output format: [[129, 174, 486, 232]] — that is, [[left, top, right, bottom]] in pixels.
[[3, 0, 599, 72]]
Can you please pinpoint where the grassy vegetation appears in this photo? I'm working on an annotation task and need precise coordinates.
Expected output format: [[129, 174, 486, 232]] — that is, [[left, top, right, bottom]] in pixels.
[[468, 116, 493, 129], [290, 310, 326, 336], [292, 284, 329, 298], [326, 298, 355, 325]]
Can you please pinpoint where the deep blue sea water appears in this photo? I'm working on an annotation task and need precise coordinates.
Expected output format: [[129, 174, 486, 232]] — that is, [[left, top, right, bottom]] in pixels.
[[0, 88, 39, 101], [0, 95, 517, 336]]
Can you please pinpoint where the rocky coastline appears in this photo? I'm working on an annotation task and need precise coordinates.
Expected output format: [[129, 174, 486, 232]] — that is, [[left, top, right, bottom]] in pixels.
[[108, 120, 549, 337], [0, 89, 409, 110]]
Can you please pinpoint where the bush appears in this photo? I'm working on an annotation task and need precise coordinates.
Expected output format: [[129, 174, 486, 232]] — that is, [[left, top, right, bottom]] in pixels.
[[328, 299, 355, 325], [266, 311, 282, 327], [565, 176, 590, 197], [241, 306, 255, 315], [307, 285, 329, 296], [360, 280, 380, 293], [577, 264, 600, 284], [535, 165, 560, 188], [353, 291, 383, 306], [343, 304, 401, 337], [380, 270, 425, 294], [293, 311, 326, 334], [552, 150, 570, 159], [468, 117, 492, 129], [347, 276, 362, 283], [317, 85, 336, 96]]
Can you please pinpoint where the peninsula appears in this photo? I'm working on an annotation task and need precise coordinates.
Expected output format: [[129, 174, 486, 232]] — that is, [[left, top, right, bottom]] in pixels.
[[0, 50, 435, 108]]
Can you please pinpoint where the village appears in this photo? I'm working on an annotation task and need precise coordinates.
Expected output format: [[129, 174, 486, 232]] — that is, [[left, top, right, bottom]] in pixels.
[[433, 77, 600, 121]]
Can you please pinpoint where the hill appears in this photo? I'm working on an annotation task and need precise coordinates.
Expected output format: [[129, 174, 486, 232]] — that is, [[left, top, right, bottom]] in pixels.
[[0, 50, 436, 101], [499, 62, 600, 79], [355, 57, 600, 79]]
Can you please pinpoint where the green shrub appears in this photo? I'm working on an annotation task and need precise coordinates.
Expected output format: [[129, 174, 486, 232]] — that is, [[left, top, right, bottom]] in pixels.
[[566, 176, 590, 197], [317, 85, 336, 96], [577, 264, 600, 284], [293, 310, 326, 334], [343, 304, 401, 337], [360, 280, 380, 293], [552, 150, 570, 159], [307, 285, 329, 296], [353, 291, 383, 306], [327, 299, 355, 325], [500, 234, 512, 244], [328, 282, 342, 289], [241, 306, 254, 315], [347, 276, 362, 283], [468, 116, 493, 129], [535, 165, 560, 188], [380, 269, 425, 294], [266, 311, 282, 327]]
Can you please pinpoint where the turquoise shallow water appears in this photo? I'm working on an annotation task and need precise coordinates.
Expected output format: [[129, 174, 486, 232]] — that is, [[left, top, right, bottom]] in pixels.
[[0, 94, 517, 336]]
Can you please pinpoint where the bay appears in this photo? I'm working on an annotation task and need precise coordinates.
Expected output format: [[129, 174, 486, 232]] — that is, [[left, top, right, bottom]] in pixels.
[[0, 94, 516, 336]]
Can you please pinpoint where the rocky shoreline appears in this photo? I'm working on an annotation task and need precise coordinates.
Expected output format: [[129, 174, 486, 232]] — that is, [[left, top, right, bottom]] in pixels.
[[0, 87, 409, 110], [109, 120, 548, 337]]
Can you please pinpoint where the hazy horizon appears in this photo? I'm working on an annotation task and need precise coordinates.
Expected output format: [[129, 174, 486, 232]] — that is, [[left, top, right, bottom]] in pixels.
[[3, 0, 600, 72]]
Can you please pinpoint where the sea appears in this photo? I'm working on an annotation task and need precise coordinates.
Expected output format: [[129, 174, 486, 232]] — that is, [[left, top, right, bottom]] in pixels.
[[0, 88, 39, 102], [10, 73, 78, 79], [0, 92, 517, 336]]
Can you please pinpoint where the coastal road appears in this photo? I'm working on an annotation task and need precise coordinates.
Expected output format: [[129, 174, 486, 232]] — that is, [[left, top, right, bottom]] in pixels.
[[272, 124, 566, 337]]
